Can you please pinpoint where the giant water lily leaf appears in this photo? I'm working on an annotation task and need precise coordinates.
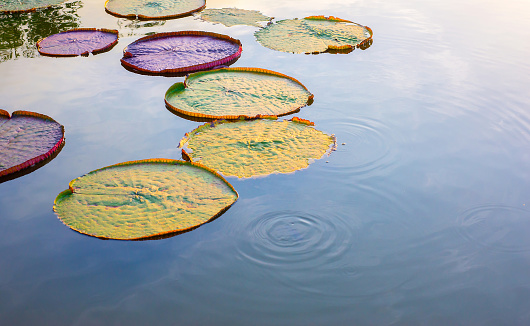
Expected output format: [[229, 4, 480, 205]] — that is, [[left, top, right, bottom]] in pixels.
[[0, 0, 65, 13], [0, 110, 64, 179], [198, 8, 271, 27], [254, 16, 373, 54], [180, 118, 336, 178], [121, 31, 242, 75], [165, 67, 313, 120], [105, 0, 205, 20], [53, 159, 239, 240], [36, 28, 118, 56]]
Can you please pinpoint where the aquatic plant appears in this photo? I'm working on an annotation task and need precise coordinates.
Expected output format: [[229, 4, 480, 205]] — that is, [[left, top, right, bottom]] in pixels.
[[36, 28, 118, 56], [165, 67, 313, 120], [197, 8, 271, 27], [180, 118, 336, 178], [121, 31, 242, 75], [255, 15, 373, 54], [0, 0, 66, 13], [53, 159, 239, 240], [105, 0, 205, 20]]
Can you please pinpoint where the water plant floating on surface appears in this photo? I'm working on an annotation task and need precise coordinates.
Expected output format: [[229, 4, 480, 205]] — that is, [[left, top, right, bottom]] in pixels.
[[0, 0, 65, 13], [179, 118, 336, 178], [254, 15, 373, 54], [121, 31, 242, 76], [53, 159, 239, 240], [197, 8, 272, 27], [165, 67, 313, 120], [0, 110, 64, 179], [36, 28, 119, 57], [104, 0, 205, 20]]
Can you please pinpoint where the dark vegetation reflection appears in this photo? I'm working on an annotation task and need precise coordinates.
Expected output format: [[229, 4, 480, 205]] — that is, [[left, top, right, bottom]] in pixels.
[[0, 1, 82, 63]]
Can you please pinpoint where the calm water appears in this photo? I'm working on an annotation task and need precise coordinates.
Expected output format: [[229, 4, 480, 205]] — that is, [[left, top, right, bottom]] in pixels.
[[1, 0, 530, 324]]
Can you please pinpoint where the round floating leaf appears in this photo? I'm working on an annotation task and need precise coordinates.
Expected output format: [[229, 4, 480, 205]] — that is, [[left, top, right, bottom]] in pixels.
[[54, 159, 239, 240], [105, 0, 205, 20], [0, 0, 65, 13], [180, 118, 336, 178], [255, 15, 373, 54], [0, 110, 64, 178], [198, 8, 271, 27], [36, 28, 119, 57], [121, 31, 242, 75], [165, 67, 313, 120]]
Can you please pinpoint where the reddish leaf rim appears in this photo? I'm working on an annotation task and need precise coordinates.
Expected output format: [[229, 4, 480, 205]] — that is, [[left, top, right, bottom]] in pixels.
[[36, 28, 119, 57], [120, 31, 243, 75], [53, 158, 239, 240], [0, 110, 65, 178], [164, 67, 314, 120], [303, 16, 374, 52], [104, 0, 206, 20], [0, 0, 66, 14]]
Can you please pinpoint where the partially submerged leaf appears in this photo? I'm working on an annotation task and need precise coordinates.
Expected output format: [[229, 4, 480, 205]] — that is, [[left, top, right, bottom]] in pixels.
[[0, 0, 65, 13], [121, 31, 242, 75], [180, 118, 336, 178], [54, 159, 239, 240], [37, 28, 119, 57], [105, 0, 205, 20], [254, 16, 373, 54], [165, 67, 313, 120], [198, 8, 271, 27], [0, 110, 64, 179]]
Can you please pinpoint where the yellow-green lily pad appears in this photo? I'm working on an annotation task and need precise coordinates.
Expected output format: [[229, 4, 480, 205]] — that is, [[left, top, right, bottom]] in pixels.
[[165, 67, 313, 120], [1, 0, 66, 13], [197, 8, 271, 27], [53, 159, 239, 240], [104, 0, 206, 20], [254, 15, 373, 54], [180, 118, 336, 178]]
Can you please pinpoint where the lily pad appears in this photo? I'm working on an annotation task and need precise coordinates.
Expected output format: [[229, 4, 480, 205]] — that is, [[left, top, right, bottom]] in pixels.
[[180, 118, 336, 178], [121, 31, 242, 75], [53, 159, 239, 240], [0, 110, 65, 179], [254, 15, 373, 54], [0, 0, 65, 13], [165, 67, 313, 120], [105, 0, 205, 20], [198, 8, 271, 27], [36, 28, 119, 57]]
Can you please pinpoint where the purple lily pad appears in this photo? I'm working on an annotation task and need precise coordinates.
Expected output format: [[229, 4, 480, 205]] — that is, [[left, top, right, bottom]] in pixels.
[[121, 31, 242, 76], [36, 28, 119, 57], [0, 110, 65, 180]]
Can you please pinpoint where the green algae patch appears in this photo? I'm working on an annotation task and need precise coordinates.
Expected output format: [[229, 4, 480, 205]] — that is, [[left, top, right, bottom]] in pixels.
[[165, 67, 313, 120], [53, 159, 238, 240], [104, 0, 205, 20], [180, 118, 336, 178], [198, 8, 271, 27], [1, 0, 66, 13], [254, 15, 373, 54]]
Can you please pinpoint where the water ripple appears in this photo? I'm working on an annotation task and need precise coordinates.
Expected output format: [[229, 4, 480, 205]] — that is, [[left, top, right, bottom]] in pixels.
[[457, 205, 530, 252]]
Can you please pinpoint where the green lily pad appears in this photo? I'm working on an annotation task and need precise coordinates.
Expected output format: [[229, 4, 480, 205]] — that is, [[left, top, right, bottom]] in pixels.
[[198, 8, 271, 27], [180, 118, 336, 178], [53, 159, 239, 240], [1, 110, 64, 179], [165, 67, 313, 120], [104, 0, 206, 20], [0, 0, 66, 13], [254, 15, 373, 54]]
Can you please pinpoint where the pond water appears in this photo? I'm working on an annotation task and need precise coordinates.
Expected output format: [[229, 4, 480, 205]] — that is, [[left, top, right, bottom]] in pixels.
[[1, 0, 530, 324]]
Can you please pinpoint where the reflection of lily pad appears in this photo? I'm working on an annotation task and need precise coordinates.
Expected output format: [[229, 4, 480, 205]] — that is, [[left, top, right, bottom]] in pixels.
[[54, 159, 239, 240], [165, 67, 313, 120], [121, 31, 242, 75], [180, 118, 336, 178], [0, 0, 66, 13], [105, 0, 205, 20], [36, 28, 118, 56], [0, 110, 65, 178], [255, 15, 373, 54], [198, 8, 271, 27]]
